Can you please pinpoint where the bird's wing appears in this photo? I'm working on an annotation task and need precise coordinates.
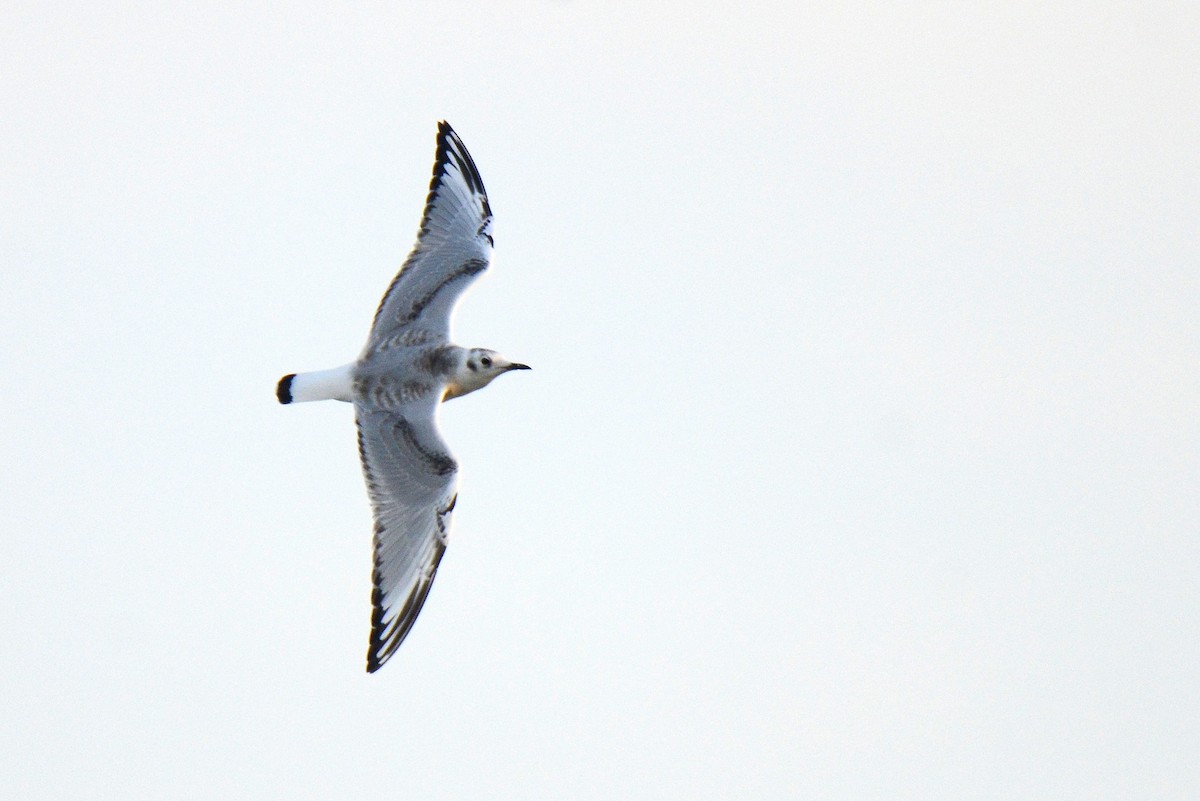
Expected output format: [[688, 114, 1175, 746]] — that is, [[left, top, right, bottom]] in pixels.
[[355, 400, 459, 672], [366, 121, 493, 349]]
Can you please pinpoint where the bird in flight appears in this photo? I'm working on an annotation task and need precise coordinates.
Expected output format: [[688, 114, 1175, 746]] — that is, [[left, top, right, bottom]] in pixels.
[[277, 121, 529, 673]]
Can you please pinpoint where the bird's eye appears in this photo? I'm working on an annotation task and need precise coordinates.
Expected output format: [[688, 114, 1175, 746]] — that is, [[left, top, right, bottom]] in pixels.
[[481, 356, 492, 368]]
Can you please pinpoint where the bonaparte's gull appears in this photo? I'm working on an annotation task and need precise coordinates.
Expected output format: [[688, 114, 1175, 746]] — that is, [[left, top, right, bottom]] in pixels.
[[277, 122, 528, 673]]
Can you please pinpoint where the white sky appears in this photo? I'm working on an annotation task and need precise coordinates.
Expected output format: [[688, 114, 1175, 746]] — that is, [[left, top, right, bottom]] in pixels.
[[2, 2, 1198, 799]]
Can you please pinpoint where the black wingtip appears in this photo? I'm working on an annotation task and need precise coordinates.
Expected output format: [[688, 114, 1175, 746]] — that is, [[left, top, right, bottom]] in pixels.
[[430, 120, 488, 203], [364, 541, 447, 673], [276, 374, 295, 404]]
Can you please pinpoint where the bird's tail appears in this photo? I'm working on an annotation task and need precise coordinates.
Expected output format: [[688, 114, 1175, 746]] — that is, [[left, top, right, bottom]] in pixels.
[[276, 363, 356, 404]]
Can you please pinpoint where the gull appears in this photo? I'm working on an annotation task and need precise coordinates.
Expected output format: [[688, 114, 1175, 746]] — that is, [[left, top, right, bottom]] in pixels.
[[276, 121, 528, 673]]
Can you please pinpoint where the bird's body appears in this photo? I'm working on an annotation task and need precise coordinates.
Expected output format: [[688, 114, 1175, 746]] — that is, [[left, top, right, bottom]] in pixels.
[[277, 122, 527, 673], [277, 345, 524, 407]]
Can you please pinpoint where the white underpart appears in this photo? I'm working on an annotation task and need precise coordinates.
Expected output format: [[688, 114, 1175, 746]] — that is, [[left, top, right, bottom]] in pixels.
[[287, 362, 356, 403]]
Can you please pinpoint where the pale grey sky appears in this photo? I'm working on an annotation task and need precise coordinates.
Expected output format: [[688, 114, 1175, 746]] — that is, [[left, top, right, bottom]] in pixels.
[[2, 2, 1198, 799]]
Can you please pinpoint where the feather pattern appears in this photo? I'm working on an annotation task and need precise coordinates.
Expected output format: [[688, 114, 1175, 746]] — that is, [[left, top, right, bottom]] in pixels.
[[279, 121, 514, 673], [354, 122, 493, 672]]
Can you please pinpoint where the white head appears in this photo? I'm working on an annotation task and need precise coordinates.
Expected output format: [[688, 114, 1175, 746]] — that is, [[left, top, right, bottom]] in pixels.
[[444, 347, 530, 401]]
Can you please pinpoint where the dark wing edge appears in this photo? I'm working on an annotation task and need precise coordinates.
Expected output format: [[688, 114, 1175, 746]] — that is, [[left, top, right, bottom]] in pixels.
[[369, 121, 493, 335], [366, 534, 446, 673], [429, 121, 492, 235]]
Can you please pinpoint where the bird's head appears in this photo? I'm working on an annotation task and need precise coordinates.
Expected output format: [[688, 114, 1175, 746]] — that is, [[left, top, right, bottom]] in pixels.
[[444, 348, 530, 401]]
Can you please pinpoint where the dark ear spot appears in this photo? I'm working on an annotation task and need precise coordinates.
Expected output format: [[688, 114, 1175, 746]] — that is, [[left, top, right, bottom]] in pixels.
[[467, 360, 477, 371]]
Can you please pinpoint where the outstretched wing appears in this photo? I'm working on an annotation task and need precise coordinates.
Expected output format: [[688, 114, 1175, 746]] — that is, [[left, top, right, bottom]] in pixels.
[[367, 121, 494, 348], [355, 403, 459, 672]]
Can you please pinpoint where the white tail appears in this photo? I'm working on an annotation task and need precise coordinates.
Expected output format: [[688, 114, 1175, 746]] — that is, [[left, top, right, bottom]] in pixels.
[[276, 363, 356, 404]]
